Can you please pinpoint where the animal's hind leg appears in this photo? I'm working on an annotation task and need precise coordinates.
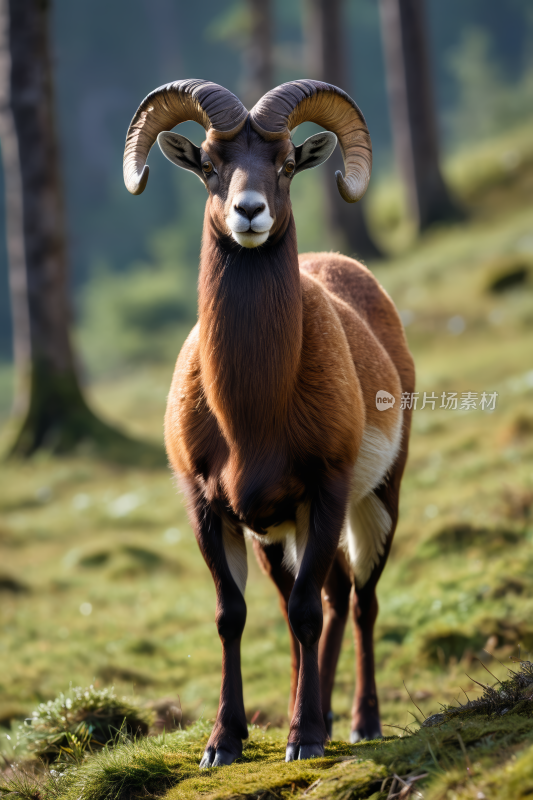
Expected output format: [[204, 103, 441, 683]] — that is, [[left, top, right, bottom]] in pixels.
[[350, 456, 406, 743], [351, 577, 381, 741], [252, 540, 300, 718], [319, 551, 351, 737]]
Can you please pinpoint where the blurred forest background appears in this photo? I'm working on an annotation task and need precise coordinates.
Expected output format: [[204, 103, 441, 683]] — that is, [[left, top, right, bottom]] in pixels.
[[0, 0, 532, 391], [1, 0, 533, 764]]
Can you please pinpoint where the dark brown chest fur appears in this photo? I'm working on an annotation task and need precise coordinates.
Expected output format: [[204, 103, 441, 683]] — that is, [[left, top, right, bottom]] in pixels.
[[166, 284, 364, 531]]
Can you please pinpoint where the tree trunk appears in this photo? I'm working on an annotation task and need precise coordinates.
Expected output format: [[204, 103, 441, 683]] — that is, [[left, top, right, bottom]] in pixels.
[[379, 0, 463, 230], [242, 0, 273, 108], [0, 0, 163, 463], [303, 0, 382, 261]]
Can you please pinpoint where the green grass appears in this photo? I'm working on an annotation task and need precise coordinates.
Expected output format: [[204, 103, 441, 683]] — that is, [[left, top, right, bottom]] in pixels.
[[14, 685, 153, 761], [3, 710, 533, 800], [1, 120, 533, 796], [1, 723, 378, 800]]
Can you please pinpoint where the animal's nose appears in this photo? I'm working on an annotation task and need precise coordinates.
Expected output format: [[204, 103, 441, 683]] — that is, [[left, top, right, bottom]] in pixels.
[[234, 199, 266, 221]]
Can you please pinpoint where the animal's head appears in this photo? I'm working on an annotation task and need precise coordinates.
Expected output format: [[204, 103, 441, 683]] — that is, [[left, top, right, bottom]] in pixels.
[[123, 80, 372, 249]]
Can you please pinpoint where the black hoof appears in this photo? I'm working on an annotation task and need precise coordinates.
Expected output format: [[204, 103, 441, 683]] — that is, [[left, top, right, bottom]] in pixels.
[[285, 742, 324, 761], [350, 728, 382, 743], [324, 710, 334, 738], [199, 747, 236, 768], [300, 743, 325, 759], [199, 747, 215, 769]]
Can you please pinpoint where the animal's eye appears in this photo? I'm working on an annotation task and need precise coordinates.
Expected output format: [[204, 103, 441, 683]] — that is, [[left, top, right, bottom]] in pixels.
[[284, 161, 295, 175], [202, 162, 214, 175]]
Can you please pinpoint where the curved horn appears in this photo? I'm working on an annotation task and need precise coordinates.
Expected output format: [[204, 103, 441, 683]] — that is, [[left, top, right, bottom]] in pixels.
[[124, 79, 248, 195], [250, 80, 371, 203]]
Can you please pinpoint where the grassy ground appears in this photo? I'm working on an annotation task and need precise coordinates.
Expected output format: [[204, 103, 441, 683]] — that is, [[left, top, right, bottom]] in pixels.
[[3, 709, 533, 799], [1, 121, 533, 797]]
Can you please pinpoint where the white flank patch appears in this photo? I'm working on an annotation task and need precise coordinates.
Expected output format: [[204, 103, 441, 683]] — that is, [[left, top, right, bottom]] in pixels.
[[341, 417, 403, 587], [222, 519, 248, 596], [351, 419, 402, 505], [340, 492, 391, 588]]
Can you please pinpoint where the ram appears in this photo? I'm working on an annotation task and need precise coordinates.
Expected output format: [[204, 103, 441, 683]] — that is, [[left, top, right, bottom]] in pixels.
[[123, 79, 415, 767]]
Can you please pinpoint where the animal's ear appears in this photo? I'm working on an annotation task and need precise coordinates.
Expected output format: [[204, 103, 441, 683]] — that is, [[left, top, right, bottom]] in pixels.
[[294, 131, 337, 175], [157, 132, 203, 179]]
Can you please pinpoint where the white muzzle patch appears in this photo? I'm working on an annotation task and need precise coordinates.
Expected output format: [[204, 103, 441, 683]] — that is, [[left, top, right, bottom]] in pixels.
[[226, 190, 273, 248]]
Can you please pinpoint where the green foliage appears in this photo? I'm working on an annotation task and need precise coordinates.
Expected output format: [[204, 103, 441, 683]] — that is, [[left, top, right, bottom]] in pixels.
[[77, 255, 196, 376], [49, 732, 179, 800], [205, 1, 251, 47], [0, 764, 45, 800], [14, 686, 153, 762], [78, 178, 204, 377], [290, 161, 336, 253], [421, 522, 524, 556], [424, 660, 533, 726], [446, 27, 533, 145], [368, 116, 533, 245], [0, 364, 13, 424], [481, 253, 533, 294]]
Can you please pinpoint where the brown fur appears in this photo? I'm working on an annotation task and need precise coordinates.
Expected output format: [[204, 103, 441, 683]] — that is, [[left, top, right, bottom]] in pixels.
[[164, 121, 414, 764]]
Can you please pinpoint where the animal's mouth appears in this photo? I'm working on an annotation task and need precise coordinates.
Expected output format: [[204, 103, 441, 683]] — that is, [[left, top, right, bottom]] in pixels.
[[230, 228, 270, 248]]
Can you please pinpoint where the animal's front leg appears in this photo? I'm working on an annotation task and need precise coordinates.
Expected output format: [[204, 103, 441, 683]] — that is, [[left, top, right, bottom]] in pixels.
[[252, 540, 300, 718], [285, 473, 351, 761], [189, 495, 248, 768]]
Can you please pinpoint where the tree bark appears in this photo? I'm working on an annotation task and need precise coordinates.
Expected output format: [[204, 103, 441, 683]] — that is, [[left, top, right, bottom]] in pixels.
[[0, 0, 163, 463], [379, 0, 463, 230], [242, 0, 273, 108], [303, 0, 382, 261]]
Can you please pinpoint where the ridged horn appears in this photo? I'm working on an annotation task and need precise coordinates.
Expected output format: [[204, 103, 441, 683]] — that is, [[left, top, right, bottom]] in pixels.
[[124, 79, 248, 195], [250, 80, 372, 203]]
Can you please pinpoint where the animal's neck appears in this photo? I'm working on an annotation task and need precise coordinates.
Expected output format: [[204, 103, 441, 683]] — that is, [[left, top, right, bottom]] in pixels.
[[198, 215, 302, 453]]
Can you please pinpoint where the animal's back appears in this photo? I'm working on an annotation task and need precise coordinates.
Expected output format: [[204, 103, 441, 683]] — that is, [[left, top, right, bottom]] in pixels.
[[299, 252, 414, 395]]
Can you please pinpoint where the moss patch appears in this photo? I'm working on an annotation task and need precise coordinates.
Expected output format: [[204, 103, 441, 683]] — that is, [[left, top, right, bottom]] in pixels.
[[14, 685, 153, 762], [5, 718, 533, 800]]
